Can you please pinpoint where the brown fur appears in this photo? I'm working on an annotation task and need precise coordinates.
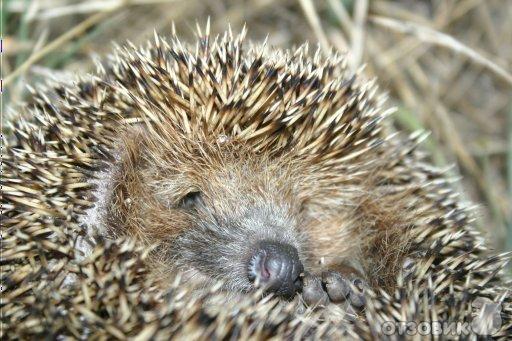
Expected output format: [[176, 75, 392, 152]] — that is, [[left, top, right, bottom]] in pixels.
[[98, 121, 415, 293]]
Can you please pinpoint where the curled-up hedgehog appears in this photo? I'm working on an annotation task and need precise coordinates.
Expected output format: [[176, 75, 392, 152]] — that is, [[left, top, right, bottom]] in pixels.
[[2, 26, 511, 339]]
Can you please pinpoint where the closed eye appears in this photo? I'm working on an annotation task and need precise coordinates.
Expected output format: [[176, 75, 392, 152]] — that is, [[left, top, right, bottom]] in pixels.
[[178, 191, 204, 209]]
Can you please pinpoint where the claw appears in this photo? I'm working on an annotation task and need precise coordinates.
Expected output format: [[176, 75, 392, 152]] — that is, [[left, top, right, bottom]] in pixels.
[[347, 277, 366, 308], [302, 272, 329, 307], [322, 270, 350, 303]]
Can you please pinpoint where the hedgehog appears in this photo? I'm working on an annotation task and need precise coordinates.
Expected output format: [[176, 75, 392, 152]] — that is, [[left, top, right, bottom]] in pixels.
[[2, 26, 511, 339]]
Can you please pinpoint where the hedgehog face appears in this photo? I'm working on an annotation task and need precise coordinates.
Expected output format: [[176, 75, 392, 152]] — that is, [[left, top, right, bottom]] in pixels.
[[171, 186, 305, 295], [96, 127, 307, 296]]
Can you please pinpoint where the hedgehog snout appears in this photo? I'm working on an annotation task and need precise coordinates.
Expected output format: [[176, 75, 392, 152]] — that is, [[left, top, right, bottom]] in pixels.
[[247, 240, 303, 298]]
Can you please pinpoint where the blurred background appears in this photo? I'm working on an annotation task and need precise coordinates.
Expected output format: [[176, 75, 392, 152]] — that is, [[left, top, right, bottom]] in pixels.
[[2, 0, 511, 264]]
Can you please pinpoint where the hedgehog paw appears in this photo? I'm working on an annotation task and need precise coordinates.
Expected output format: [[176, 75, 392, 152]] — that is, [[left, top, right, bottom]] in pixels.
[[302, 272, 330, 306], [302, 270, 367, 309]]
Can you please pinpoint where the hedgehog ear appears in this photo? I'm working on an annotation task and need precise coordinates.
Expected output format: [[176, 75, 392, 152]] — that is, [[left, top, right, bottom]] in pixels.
[[178, 191, 204, 209]]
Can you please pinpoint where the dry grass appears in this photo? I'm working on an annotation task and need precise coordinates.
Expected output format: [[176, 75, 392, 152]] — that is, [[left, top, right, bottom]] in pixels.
[[3, 0, 511, 261]]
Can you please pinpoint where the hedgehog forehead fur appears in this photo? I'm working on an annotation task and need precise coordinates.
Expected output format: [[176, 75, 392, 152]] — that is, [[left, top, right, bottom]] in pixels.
[[3, 25, 512, 339]]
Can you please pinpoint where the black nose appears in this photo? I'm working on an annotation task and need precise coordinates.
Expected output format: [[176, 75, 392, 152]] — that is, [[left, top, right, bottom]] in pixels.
[[247, 240, 303, 298]]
